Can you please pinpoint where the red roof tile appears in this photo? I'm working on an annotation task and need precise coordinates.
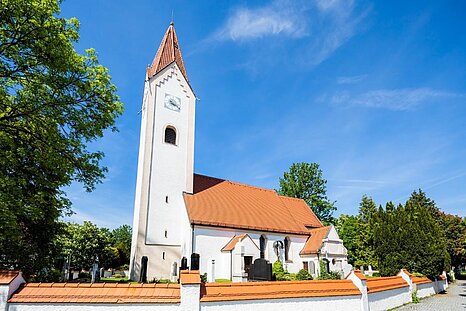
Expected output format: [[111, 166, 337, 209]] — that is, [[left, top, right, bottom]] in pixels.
[[200, 279, 360, 302], [221, 234, 249, 252], [300, 226, 331, 255], [366, 276, 409, 293], [8, 283, 180, 304], [147, 23, 188, 82], [180, 270, 201, 285], [0, 270, 20, 284], [412, 276, 432, 285], [184, 174, 323, 235]]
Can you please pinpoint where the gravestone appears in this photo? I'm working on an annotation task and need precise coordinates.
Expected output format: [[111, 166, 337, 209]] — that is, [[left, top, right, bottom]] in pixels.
[[180, 257, 188, 270], [140, 256, 148, 283], [248, 258, 272, 281], [191, 253, 200, 270]]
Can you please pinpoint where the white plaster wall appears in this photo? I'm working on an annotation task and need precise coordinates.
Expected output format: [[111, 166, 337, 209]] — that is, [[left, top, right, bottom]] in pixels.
[[200, 295, 361, 311], [7, 304, 179, 311], [1, 285, 8, 311], [130, 62, 196, 281], [368, 287, 411, 311], [416, 282, 435, 298], [193, 227, 309, 280], [146, 64, 195, 246], [434, 279, 447, 293], [181, 284, 200, 311]]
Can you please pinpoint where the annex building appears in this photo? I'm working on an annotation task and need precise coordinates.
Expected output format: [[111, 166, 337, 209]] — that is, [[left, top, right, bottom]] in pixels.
[[129, 23, 349, 283]]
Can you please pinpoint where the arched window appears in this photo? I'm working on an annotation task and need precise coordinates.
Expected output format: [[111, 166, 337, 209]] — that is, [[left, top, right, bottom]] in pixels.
[[259, 235, 267, 259], [284, 237, 291, 261], [164, 127, 176, 145], [309, 261, 316, 275]]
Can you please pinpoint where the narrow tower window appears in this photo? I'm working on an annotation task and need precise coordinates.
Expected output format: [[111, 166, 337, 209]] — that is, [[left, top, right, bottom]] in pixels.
[[164, 127, 177, 145], [162, 252, 166, 260], [164, 230, 168, 238], [165, 196, 169, 203]]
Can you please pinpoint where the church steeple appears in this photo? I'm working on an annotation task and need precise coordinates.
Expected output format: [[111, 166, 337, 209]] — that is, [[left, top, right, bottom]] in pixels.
[[147, 23, 189, 82]]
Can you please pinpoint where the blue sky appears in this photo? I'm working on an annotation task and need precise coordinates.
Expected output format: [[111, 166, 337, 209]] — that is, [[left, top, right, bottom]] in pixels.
[[60, 0, 466, 228]]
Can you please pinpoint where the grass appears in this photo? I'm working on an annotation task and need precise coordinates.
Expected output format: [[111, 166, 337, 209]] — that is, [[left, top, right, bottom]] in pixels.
[[215, 278, 231, 283], [100, 277, 130, 283]]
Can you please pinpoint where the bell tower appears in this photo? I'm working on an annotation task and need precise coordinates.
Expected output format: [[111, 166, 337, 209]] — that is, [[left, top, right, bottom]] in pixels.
[[130, 23, 196, 281]]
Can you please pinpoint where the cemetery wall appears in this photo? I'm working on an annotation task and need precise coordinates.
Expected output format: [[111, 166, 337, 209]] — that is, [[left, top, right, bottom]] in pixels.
[[1, 269, 449, 311]]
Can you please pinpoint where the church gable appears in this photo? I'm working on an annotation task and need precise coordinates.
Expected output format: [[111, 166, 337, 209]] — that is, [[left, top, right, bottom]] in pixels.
[[183, 174, 323, 235]]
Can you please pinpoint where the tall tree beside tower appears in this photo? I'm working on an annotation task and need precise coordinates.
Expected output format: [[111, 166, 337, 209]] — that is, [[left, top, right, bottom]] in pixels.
[[0, 0, 122, 277]]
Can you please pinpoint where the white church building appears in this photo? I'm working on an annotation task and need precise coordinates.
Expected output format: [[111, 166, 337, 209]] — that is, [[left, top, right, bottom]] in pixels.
[[129, 23, 349, 283]]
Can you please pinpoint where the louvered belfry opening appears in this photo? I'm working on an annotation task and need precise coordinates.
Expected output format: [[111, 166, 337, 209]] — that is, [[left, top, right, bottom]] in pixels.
[[165, 127, 176, 145]]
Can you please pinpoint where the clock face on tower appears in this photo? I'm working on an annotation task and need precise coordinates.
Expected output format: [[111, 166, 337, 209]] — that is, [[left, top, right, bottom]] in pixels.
[[164, 93, 181, 112]]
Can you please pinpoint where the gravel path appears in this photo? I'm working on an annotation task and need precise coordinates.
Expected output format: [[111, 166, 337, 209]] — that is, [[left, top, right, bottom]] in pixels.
[[396, 279, 466, 310]]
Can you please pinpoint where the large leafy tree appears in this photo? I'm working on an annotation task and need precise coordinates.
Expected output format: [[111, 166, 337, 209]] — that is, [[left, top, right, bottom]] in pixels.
[[335, 214, 359, 265], [278, 162, 336, 224], [57, 222, 116, 270], [0, 0, 123, 276]]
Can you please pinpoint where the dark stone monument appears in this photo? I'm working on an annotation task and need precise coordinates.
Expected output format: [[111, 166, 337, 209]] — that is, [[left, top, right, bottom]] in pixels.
[[140, 256, 148, 283], [248, 258, 272, 281], [180, 256, 188, 270], [191, 253, 200, 270]]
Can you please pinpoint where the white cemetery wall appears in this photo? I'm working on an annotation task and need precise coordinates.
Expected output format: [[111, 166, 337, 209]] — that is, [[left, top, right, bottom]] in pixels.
[[367, 286, 411, 311]]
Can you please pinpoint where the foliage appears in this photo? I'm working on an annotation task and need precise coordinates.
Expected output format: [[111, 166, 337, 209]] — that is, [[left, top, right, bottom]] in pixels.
[[0, 0, 122, 277], [335, 195, 377, 268], [372, 192, 450, 280], [272, 261, 296, 281], [200, 273, 207, 283], [57, 221, 117, 270], [318, 259, 342, 280], [278, 162, 336, 224], [335, 214, 360, 265], [296, 269, 312, 280], [100, 277, 130, 283], [30, 268, 63, 283], [109, 225, 132, 269], [437, 212, 466, 268], [411, 290, 420, 304]]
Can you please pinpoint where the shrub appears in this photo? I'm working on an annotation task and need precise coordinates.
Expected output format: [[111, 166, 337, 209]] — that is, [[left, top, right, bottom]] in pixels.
[[200, 273, 207, 283], [296, 269, 312, 280], [412, 290, 420, 303], [78, 272, 91, 279], [31, 269, 63, 282]]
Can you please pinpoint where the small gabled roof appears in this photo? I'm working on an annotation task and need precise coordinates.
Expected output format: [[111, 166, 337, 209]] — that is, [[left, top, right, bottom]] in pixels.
[[0, 270, 21, 284], [184, 174, 323, 235], [147, 23, 188, 82], [300, 226, 332, 255], [221, 234, 249, 252]]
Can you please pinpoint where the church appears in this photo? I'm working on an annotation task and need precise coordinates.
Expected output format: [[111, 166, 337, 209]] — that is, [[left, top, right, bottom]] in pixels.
[[129, 23, 349, 283]]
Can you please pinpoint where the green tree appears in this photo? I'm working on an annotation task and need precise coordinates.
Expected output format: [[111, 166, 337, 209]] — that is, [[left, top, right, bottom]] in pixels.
[[57, 221, 116, 270], [278, 162, 336, 224], [354, 195, 377, 268], [0, 0, 122, 276], [437, 212, 466, 268], [335, 214, 360, 265], [373, 192, 449, 279], [110, 225, 132, 268]]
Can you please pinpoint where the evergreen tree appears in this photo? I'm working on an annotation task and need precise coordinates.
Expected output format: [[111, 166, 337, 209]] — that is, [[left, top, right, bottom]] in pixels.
[[354, 195, 377, 268]]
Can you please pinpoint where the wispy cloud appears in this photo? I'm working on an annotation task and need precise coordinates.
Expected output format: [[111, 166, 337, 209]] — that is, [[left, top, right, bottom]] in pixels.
[[212, 0, 307, 41], [324, 88, 463, 111], [208, 0, 369, 66], [337, 74, 367, 84]]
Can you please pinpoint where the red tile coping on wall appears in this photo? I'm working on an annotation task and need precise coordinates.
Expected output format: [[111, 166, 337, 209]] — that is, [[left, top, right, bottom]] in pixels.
[[200, 279, 361, 302], [8, 282, 181, 304], [180, 270, 201, 284], [412, 276, 432, 285], [401, 269, 413, 277], [438, 275, 446, 280], [366, 276, 409, 293], [0, 270, 21, 284], [352, 270, 367, 281]]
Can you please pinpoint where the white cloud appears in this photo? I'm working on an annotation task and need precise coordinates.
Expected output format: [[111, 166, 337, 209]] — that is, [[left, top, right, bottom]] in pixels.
[[213, 0, 307, 41], [337, 74, 367, 84], [325, 88, 463, 111], [209, 0, 369, 66]]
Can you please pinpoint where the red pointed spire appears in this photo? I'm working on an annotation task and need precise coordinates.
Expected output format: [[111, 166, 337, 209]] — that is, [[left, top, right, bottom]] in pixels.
[[147, 23, 189, 82]]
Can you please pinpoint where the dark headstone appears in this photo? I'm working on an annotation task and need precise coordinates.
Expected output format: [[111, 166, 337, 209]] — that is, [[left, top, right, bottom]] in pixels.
[[191, 253, 200, 270], [140, 256, 148, 283], [249, 258, 272, 281], [180, 257, 188, 270]]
